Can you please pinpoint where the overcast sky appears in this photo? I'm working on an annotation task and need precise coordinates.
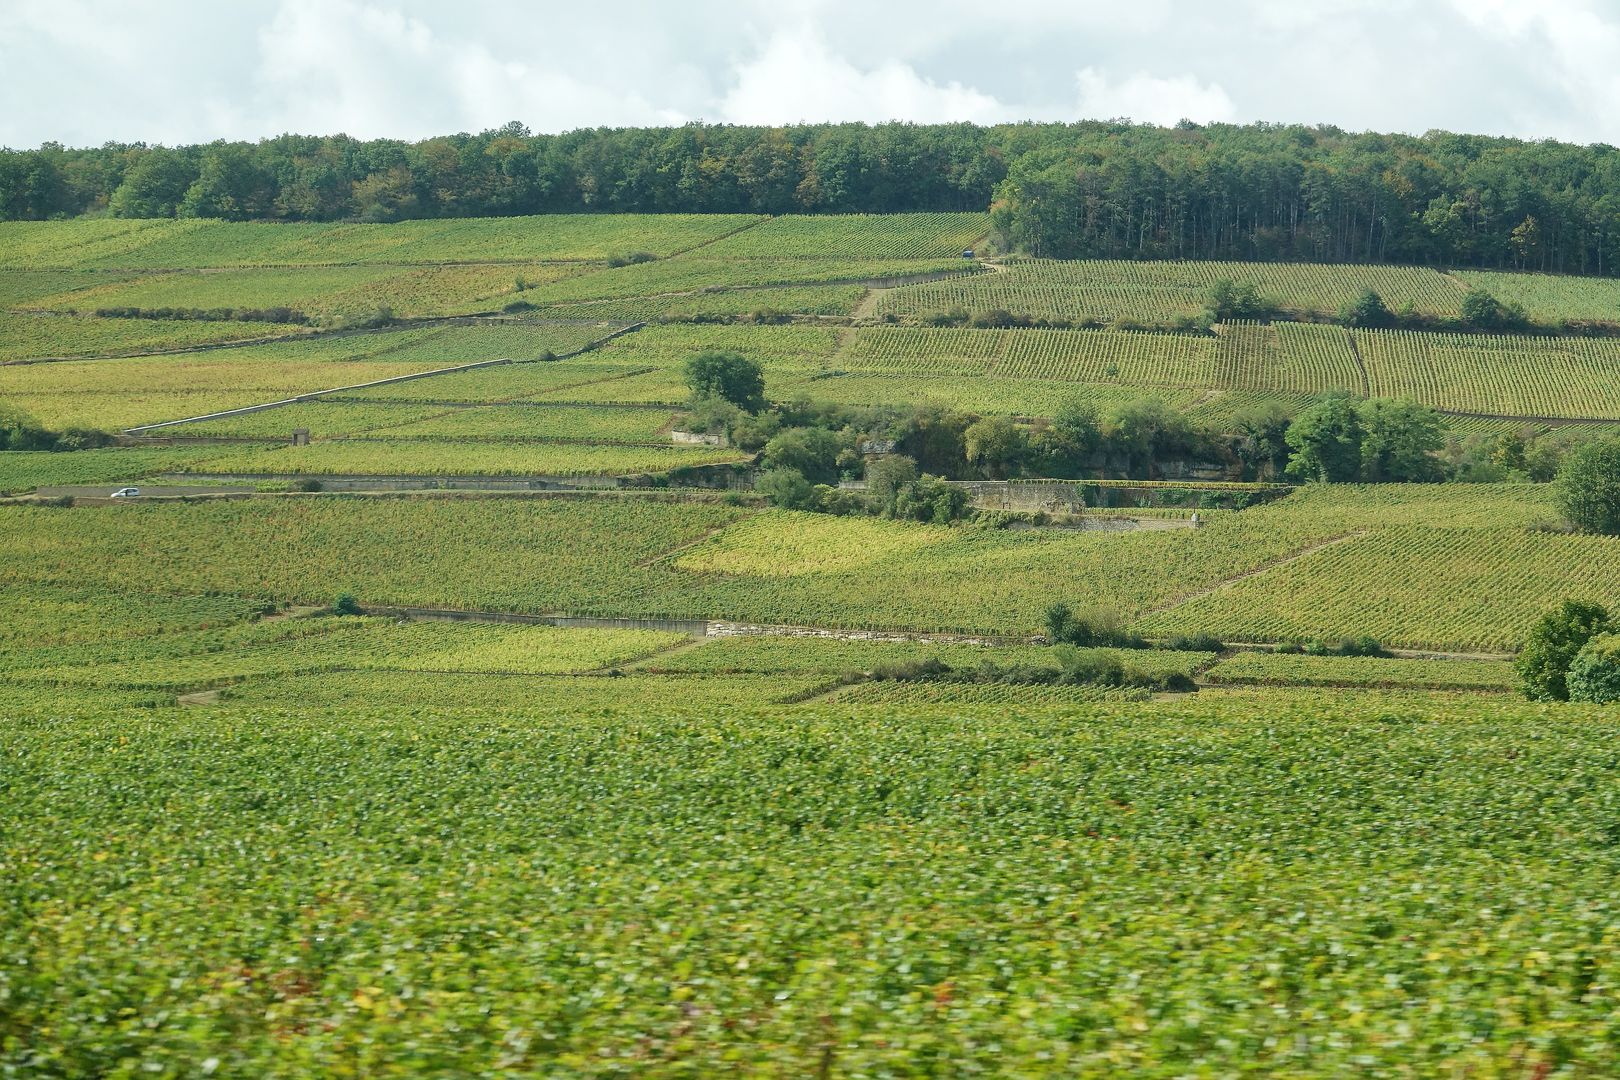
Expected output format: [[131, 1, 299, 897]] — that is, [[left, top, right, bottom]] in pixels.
[[3, 0, 1619, 148]]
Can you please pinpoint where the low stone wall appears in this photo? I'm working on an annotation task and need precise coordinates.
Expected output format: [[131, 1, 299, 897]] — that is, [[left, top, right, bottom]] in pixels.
[[670, 429, 729, 447], [952, 480, 1291, 512], [369, 607, 711, 636]]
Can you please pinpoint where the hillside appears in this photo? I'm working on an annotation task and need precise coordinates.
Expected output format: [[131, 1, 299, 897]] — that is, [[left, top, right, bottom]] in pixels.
[[7, 209, 1620, 1077], [8, 121, 1620, 275]]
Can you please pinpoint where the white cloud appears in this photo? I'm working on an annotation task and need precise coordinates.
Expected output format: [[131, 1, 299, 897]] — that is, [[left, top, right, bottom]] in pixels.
[[252, 0, 684, 138], [1444, 0, 1620, 142], [1073, 68, 1237, 126], [0, 0, 1614, 147], [717, 30, 1014, 125]]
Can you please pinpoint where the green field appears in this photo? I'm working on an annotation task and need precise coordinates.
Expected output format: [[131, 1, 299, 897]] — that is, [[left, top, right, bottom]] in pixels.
[[371, 403, 678, 443], [1456, 269, 1620, 322], [1355, 328, 1620, 419], [697, 212, 989, 258], [0, 214, 765, 268], [513, 255, 971, 305], [8, 210, 1620, 1075], [183, 439, 748, 477], [7, 692, 1620, 1074], [26, 262, 583, 319], [0, 322, 627, 431], [0, 445, 249, 493], [1, 484, 1605, 650], [0, 312, 306, 362], [1, 616, 688, 691], [1204, 651, 1517, 690], [535, 283, 870, 320], [875, 258, 1470, 322], [7, 215, 1620, 450]]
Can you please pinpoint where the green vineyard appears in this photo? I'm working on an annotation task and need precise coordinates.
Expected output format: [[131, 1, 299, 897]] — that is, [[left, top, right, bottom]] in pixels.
[[2, 485, 1606, 651], [0, 214, 765, 268], [874, 258, 1470, 322], [8, 694, 1620, 1074], [8, 199, 1620, 1079]]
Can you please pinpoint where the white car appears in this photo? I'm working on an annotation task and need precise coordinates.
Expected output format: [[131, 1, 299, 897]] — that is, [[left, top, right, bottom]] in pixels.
[[109, 487, 141, 499]]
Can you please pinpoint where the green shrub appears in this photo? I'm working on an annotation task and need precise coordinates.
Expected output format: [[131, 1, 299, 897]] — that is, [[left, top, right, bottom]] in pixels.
[[763, 428, 842, 485], [868, 658, 952, 682], [1205, 279, 1274, 322], [1153, 671, 1198, 693], [1517, 600, 1612, 701], [1460, 289, 1528, 330], [892, 475, 968, 525], [755, 467, 816, 510], [332, 593, 363, 617], [1338, 287, 1395, 328], [1555, 437, 1620, 536], [1053, 645, 1126, 686], [1567, 633, 1620, 704], [1045, 603, 1148, 649], [1303, 636, 1390, 658], [684, 350, 765, 413]]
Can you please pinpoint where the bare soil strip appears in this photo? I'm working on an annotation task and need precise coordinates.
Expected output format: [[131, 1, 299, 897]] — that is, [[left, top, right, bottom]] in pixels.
[[1344, 330, 1372, 397]]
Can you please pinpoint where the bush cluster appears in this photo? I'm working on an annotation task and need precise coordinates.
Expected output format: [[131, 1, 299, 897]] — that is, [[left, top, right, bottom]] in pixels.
[[0, 404, 112, 452], [1044, 602, 1148, 649], [93, 305, 308, 324], [604, 251, 657, 268], [849, 649, 1196, 693], [678, 347, 1615, 523], [1275, 636, 1392, 658], [1567, 634, 1620, 705], [1517, 600, 1616, 702], [1554, 437, 1620, 536]]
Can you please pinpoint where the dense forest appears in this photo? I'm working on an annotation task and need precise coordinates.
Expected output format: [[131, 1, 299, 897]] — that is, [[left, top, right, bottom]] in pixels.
[[4, 120, 1620, 273]]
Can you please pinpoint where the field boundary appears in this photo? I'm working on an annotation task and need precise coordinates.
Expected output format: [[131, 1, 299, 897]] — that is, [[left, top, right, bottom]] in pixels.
[[1205, 674, 1511, 693], [312, 365, 663, 408], [184, 596, 1506, 658], [1136, 531, 1367, 618], [122, 322, 646, 433], [1436, 409, 1620, 427], [3, 313, 634, 367], [537, 265, 984, 313], [662, 216, 770, 256]]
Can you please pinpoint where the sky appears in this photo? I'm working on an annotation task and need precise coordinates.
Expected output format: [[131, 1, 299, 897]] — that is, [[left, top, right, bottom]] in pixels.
[[3, 0, 1620, 148]]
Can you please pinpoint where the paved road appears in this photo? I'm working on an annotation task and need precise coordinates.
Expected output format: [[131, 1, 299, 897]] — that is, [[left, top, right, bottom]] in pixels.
[[35, 484, 256, 498]]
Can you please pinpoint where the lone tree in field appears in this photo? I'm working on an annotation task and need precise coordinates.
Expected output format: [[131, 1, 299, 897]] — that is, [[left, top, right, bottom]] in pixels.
[[684, 350, 766, 413], [964, 415, 1027, 479], [1338, 288, 1395, 328], [1459, 289, 1528, 331], [762, 427, 841, 485], [1516, 600, 1612, 702], [1284, 393, 1364, 482], [1358, 399, 1445, 482], [1204, 279, 1272, 322], [1555, 437, 1620, 536], [864, 454, 919, 516]]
